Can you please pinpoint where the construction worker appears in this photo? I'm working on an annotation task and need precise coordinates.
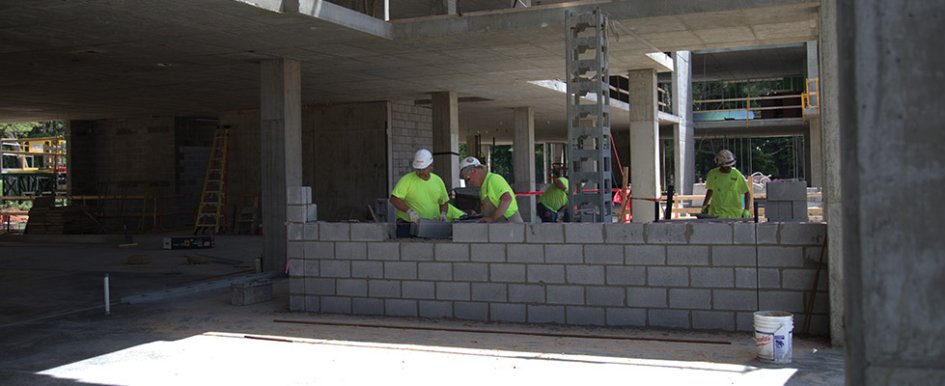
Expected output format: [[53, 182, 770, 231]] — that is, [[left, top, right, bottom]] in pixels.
[[459, 156, 523, 223], [390, 149, 450, 222], [702, 149, 751, 218], [537, 169, 568, 222]]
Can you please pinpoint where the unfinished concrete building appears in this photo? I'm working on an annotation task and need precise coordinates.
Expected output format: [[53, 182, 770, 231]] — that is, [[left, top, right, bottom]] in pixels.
[[0, 1, 942, 384]]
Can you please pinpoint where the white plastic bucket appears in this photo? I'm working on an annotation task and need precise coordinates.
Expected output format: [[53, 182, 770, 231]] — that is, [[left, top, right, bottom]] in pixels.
[[753, 311, 793, 363]]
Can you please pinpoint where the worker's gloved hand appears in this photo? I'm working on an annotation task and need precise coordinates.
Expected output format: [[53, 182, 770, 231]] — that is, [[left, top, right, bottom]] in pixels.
[[701, 205, 709, 214], [742, 209, 751, 218], [439, 211, 448, 222], [407, 208, 420, 223]]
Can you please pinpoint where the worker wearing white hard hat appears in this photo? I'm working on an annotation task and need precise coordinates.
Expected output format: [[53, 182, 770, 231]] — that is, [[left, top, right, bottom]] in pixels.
[[702, 149, 752, 218], [459, 156, 523, 223], [390, 149, 450, 222]]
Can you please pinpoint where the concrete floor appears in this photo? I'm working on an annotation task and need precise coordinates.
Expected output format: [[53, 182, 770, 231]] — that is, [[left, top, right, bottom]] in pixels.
[[0, 234, 844, 385]]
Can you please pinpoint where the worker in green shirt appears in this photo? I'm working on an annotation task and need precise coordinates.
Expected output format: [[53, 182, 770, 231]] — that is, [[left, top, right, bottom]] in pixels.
[[390, 149, 450, 222], [459, 156, 523, 223], [702, 149, 752, 219], [537, 169, 569, 222]]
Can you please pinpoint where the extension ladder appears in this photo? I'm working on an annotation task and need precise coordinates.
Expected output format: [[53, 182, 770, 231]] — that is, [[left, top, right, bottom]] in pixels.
[[193, 128, 229, 234]]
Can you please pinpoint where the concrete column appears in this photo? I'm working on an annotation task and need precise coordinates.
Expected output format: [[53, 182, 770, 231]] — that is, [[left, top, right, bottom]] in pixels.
[[432, 91, 459, 190], [541, 143, 550, 184], [672, 51, 695, 195], [513, 106, 536, 222], [433, 0, 457, 15], [807, 41, 824, 188], [629, 69, 661, 223], [838, 1, 945, 384], [260, 58, 302, 273]]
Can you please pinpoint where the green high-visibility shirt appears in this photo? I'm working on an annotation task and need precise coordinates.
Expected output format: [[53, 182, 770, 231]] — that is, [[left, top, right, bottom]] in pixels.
[[706, 167, 750, 218], [539, 177, 569, 212], [391, 172, 449, 221], [481, 172, 519, 219]]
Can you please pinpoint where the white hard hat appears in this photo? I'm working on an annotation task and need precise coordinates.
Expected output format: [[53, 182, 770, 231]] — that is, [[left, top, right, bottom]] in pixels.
[[715, 149, 736, 167], [412, 149, 433, 169], [460, 156, 482, 170]]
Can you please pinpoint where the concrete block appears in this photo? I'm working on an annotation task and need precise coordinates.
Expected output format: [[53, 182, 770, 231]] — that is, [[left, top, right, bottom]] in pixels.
[[782, 269, 823, 290], [736, 312, 755, 332], [692, 311, 735, 331], [419, 301, 453, 318], [385, 299, 418, 317], [546, 286, 584, 305], [384, 262, 417, 280], [626, 287, 666, 308], [732, 223, 755, 244], [491, 303, 526, 322], [231, 279, 272, 306], [586, 287, 625, 306], [304, 296, 320, 312], [566, 265, 605, 285], [472, 283, 507, 302], [527, 264, 565, 284], [369, 280, 401, 298], [352, 298, 385, 315], [418, 262, 452, 281], [351, 223, 388, 241], [526, 223, 564, 243], [336, 242, 367, 260], [319, 223, 349, 241], [567, 307, 606, 326], [287, 186, 311, 204], [606, 266, 646, 285], [489, 223, 525, 243], [735, 268, 757, 288], [712, 289, 758, 311], [490, 264, 526, 282], [759, 291, 805, 313], [766, 180, 807, 200], [471, 244, 506, 262], [455, 263, 489, 282], [647, 266, 689, 287], [606, 308, 646, 327], [804, 247, 826, 265], [303, 242, 333, 259], [336, 279, 367, 297], [320, 297, 351, 314], [436, 282, 470, 301], [690, 267, 734, 288], [564, 223, 604, 243], [303, 223, 318, 240], [688, 223, 733, 244], [757, 223, 779, 244], [352, 261, 383, 279], [759, 268, 781, 289], [401, 242, 434, 261], [434, 243, 469, 262], [304, 260, 319, 276], [779, 223, 826, 245], [509, 284, 545, 303], [645, 223, 688, 244], [287, 242, 303, 260], [545, 244, 583, 264], [667, 246, 710, 266], [625, 245, 666, 265], [319, 260, 350, 278], [366, 242, 399, 261], [287, 223, 304, 241], [289, 294, 305, 311], [669, 288, 711, 309], [452, 223, 488, 243], [758, 247, 804, 267], [402, 281, 435, 299], [454, 302, 489, 321], [507, 244, 544, 263], [710, 246, 757, 266], [290, 277, 304, 294], [286, 205, 307, 223], [288, 258, 304, 277], [648, 309, 690, 329], [603, 223, 645, 244], [528, 305, 565, 324], [584, 245, 624, 265]]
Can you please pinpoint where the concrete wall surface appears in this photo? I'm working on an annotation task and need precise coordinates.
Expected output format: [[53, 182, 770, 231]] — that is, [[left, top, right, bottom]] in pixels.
[[288, 222, 829, 334]]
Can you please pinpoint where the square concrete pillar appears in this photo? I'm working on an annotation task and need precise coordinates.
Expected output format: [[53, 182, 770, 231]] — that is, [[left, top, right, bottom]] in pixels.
[[672, 51, 695, 195], [806, 41, 824, 188], [513, 106, 536, 223], [629, 69, 660, 223], [432, 91, 459, 190]]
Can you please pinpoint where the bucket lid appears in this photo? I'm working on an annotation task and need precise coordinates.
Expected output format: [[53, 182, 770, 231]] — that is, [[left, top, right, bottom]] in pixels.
[[754, 311, 793, 318]]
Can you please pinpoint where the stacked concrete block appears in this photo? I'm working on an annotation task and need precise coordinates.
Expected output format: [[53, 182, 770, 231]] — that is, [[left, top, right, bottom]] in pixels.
[[765, 180, 808, 222], [390, 101, 433, 179], [286, 186, 317, 223]]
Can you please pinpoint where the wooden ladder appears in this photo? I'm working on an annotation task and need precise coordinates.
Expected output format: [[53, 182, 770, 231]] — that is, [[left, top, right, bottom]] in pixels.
[[193, 128, 229, 234]]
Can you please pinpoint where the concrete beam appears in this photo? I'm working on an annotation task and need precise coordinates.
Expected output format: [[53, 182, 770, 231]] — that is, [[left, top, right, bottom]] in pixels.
[[629, 69, 661, 223], [513, 106, 536, 223], [432, 91, 459, 190]]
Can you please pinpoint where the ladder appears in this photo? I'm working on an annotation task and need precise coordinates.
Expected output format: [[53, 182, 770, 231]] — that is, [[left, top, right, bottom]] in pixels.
[[193, 128, 229, 234]]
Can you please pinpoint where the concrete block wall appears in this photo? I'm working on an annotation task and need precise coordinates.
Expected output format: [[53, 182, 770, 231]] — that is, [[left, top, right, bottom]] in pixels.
[[289, 222, 829, 335], [390, 100, 433, 179]]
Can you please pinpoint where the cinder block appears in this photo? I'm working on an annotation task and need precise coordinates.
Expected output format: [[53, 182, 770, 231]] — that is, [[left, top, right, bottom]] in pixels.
[[304, 242, 333, 259], [733, 223, 756, 244], [688, 223, 733, 244], [366, 242, 399, 260], [647, 266, 689, 287], [711, 246, 757, 266], [434, 243, 469, 262], [757, 223, 779, 244], [336, 279, 367, 297], [491, 303, 526, 322], [288, 258, 304, 277], [584, 245, 624, 265], [436, 282, 470, 301], [606, 266, 645, 285], [766, 180, 807, 200], [625, 245, 666, 265], [289, 294, 305, 311], [690, 267, 734, 288], [304, 260, 319, 276], [452, 223, 488, 243], [418, 262, 452, 280], [758, 247, 804, 267], [509, 284, 545, 303], [351, 223, 388, 241], [384, 262, 417, 280], [401, 242, 434, 261], [565, 223, 604, 243], [287, 242, 303, 260], [231, 279, 273, 306], [304, 296, 320, 312], [336, 242, 367, 260], [648, 309, 690, 329], [471, 244, 506, 262], [545, 244, 583, 264], [319, 223, 349, 241], [667, 246, 710, 266], [455, 263, 489, 282], [528, 305, 565, 324], [566, 265, 605, 285], [627, 287, 667, 308], [303, 223, 318, 240], [645, 223, 688, 244], [385, 299, 418, 317], [352, 298, 384, 315], [490, 264, 525, 282], [586, 287, 625, 306], [527, 264, 565, 284], [546, 285, 584, 305], [454, 302, 489, 321], [606, 308, 646, 327], [419, 301, 453, 318], [369, 280, 401, 298], [321, 297, 351, 314], [692, 311, 735, 331], [352, 261, 383, 279], [759, 291, 805, 313], [472, 283, 507, 302], [526, 223, 564, 243], [759, 268, 781, 289], [287, 186, 311, 205], [286, 204, 307, 223], [319, 261, 350, 278], [507, 244, 543, 263], [783, 268, 824, 290], [804, 247, 826, 265], [736, 312, 755, 332], [567, 307, 606, 326], [712, 289, 758, 311], [489, 223, 525, 243], [780, 223, 826, 245], [669, 288, 711, 309], [287, 223, 304, 241], [604, 223, 645, 244], [735, 268, 757, 288], [402, 281, 435, 299]]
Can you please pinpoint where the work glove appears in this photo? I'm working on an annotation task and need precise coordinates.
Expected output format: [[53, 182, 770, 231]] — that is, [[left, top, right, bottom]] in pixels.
[[742, 209, 751, 218], [407, 208, 420, 223], [701, 205, 709, 214], [440, 211, 448, 222]]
